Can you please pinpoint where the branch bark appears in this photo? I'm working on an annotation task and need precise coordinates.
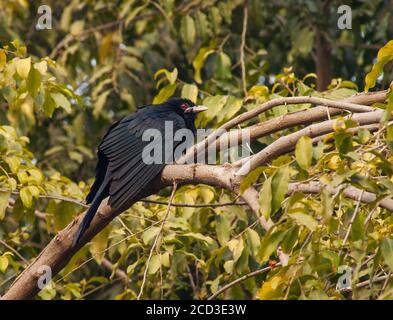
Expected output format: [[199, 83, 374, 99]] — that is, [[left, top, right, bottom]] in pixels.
[[1, 91, 389, 300]]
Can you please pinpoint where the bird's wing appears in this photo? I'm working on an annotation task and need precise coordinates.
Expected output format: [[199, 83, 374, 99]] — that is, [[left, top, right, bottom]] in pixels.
[[98, 108, 186, 210], [85, 117, 129, 204]]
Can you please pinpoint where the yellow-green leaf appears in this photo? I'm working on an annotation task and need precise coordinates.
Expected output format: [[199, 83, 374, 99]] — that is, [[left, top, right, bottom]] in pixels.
[[0, 190, 10, 220], [215, 213, 230, 246], [259, 230, 286, 263], [256, 275, 285, 300], [0, 49, 6, 70], [51, 92, 72, 113], [90, 226, 111, 263], [295, 135, 313, 170], [180, 15, 196, 47], [259, 176, 272, 218], [15, 57, 31, 79], [271, 166, 290, 214], [193, 45, 215, 83], [148, 254, 161, 274], [240, 167, 264, 194], [288, 212, 318, 231], [153, 83, 177, 104], [365, 40, 393, 92], [381, 238, 393, 271], [181, 83, 198, 102], [20, 186, 32, 208], [0, 255, 9, 273], [142, 226, 160, 245], [27, 68, 41, 97]]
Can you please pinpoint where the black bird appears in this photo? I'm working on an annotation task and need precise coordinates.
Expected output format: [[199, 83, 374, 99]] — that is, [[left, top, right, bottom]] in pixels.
[[73, 98, 207, 245]]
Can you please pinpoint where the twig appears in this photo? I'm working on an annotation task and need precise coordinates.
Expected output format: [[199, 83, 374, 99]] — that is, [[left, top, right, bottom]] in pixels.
[[141, 199, 246, 207], [178, 95, 376, 165], [342, 190, 364, 247], [208, 264, 279, 300], [0, 240, 29, 265], [240, 1, 248, 96], [137, 182, 178, 300]]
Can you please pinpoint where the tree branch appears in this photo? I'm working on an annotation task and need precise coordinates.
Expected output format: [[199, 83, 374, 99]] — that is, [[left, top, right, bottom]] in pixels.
[[1, 91, 389, 300]]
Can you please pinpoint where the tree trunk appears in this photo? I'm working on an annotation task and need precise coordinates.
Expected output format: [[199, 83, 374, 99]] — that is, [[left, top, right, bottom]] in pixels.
[[315, 30, 332, 91]]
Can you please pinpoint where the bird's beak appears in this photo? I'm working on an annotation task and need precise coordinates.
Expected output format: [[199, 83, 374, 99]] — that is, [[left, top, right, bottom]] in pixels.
[[192, 105, 208, 113]]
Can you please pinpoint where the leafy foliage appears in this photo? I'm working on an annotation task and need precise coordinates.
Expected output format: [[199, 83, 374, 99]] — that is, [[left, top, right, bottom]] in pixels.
[[1, 0, 393, 301]]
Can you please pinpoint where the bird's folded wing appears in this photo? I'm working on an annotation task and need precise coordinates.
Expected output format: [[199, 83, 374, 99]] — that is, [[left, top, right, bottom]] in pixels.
[[98, 109, 185, 210]]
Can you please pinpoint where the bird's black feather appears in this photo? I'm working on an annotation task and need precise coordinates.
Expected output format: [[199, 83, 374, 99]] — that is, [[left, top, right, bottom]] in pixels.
[[75, 99, 199, 245]]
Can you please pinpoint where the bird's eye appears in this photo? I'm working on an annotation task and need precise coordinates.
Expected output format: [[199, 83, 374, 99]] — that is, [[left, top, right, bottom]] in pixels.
[[180, 103, 189, 110]]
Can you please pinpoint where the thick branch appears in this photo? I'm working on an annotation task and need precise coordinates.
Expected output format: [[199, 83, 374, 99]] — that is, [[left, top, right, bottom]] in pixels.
[[236, 110, 383, 175], [1, 91, 388, 300], [178, 92, 384, 164]]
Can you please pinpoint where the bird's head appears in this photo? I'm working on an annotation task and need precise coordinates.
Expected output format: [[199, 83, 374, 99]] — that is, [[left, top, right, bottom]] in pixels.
[[166, 98, 207, 134], [166, 97, 208, 115]]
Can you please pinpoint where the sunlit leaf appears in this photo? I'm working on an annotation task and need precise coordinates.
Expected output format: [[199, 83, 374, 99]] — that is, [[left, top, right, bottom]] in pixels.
[[295, 136, 312, 170]]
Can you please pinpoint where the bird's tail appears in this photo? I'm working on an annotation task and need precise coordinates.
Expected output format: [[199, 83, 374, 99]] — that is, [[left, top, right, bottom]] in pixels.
[[73, 175, 110, 246]]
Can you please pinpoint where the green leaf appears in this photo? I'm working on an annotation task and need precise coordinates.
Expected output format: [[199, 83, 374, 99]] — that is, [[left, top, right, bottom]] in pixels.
[[70, 20, 84, 36], [259, 230, 286, 263], [321, 250, 340, 269], [259, 176, 272, 218], [365, 40, 393, 92], [90, 226, 111, 262], [0, 255, 9, 273], [387, 125, 393, 151], [193, 45, 215, 83], [154, 68, 178, 86], [20, 186, 32, 208], [294, 28, 314, 56], [321, 188, 333, 221], [246, 228, 260, 257], [153, 83, 177, 104], [203, 95, 228, 121], [381, 238, 393, 271], [142, 226, 160, 245], [215, 52, 232, 79], [33, 61, 47, 75], [51, 92, 72, 113], [181, 83, 198, 103], [257, 275, 285, 300], [49, 201, 77, 231], [180, 232, 216, 247], [43, 90, 56, 117], [281, 226, 299, 253], [0, 190, 10, 220], [381, 90, 393, 124], [295, 136, 313, 169], [148, 254, 161, 274], [271, 166, 290, 214], [288, 212, 318, 231], [215, 213, 230, 246], [0, 49, 6, 70], [93, 89, 111, 117], [219, 96, 242, 122], [2, 86, 16, 104], [5, 156, 21, 173], [180, 15, 196, 47], [227, 238, 244, 262], [27, 67, 41, 97], [240, 167, 264, 194]]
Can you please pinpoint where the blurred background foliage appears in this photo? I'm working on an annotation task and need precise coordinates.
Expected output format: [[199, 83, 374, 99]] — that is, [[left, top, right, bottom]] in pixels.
[[0, 0, 393, 300]]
